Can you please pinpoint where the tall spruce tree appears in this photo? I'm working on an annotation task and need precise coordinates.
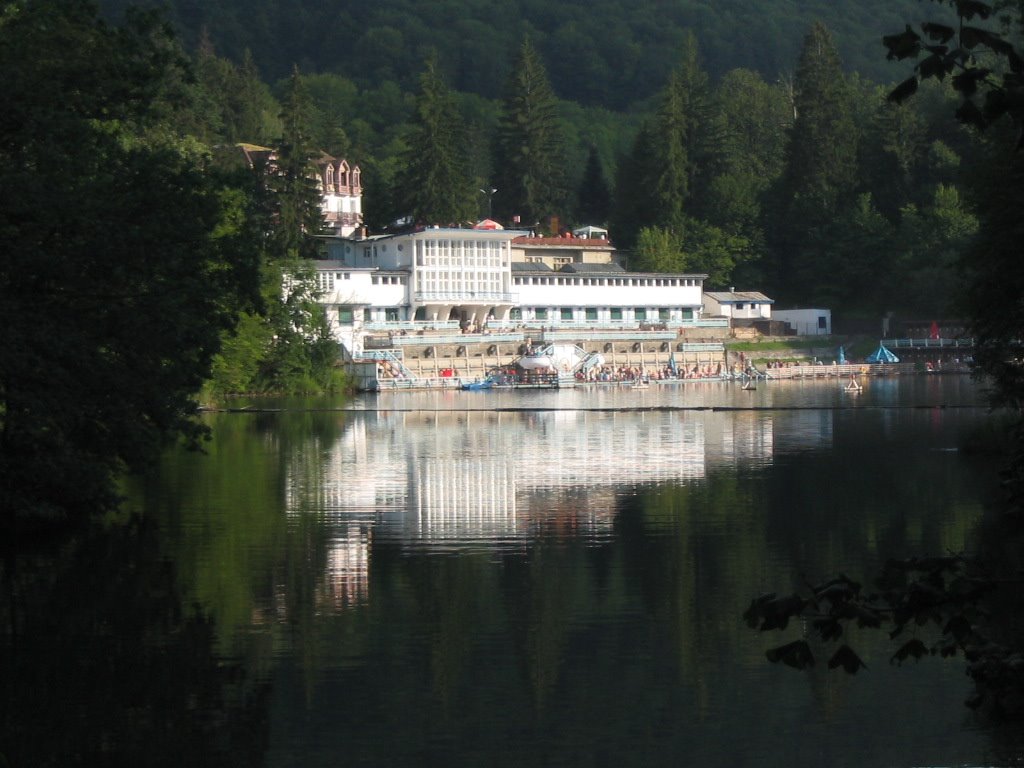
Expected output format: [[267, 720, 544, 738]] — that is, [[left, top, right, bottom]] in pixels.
[[493, 38, 567, 228], [611, 35, 709, 247], [651, 33, 709, 228], [398, 51, 476, 225], [273, 66, 324, 261], [771, 21, 860, 300], [611, 120, 661, 247]]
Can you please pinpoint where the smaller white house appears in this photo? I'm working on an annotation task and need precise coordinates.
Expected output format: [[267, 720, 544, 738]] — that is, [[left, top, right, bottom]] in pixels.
[[774, 308, 832, 336], [703, 290, 774, 322]]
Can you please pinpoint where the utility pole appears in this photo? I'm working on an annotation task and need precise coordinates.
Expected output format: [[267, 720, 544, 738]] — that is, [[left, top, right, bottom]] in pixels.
[[479, 187, 497, 219]]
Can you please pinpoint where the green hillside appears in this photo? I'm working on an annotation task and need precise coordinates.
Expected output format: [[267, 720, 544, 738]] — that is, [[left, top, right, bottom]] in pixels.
[[100, 0, 935, 110]]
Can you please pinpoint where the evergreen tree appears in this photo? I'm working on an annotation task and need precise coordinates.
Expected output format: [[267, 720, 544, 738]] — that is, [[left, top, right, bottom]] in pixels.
[[610, 120, 661, 247], [233, 50, 281, 143], [651, 33, 709, 228], [398, 51, 476, 225], [700, 68, 790, 232], [576, 145, 611, 225], [273, 66, 324, 261], [493, 38, 567, 228], [771, 21, 860, 300], [208, 67, 345, 396]]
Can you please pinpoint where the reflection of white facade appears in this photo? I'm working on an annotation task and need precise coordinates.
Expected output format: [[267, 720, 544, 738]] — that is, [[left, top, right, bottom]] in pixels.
[[318, 524, 370, 610], [284, 409, 834, 552]]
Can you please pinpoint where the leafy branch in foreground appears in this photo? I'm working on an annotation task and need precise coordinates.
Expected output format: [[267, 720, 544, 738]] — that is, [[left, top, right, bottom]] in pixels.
[[882, 0, 1024, 143], [744, 556, 1024, 714]]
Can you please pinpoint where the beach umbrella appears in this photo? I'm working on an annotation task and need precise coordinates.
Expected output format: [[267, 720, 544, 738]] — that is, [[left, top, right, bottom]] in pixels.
[[865, 344, 899, 363]]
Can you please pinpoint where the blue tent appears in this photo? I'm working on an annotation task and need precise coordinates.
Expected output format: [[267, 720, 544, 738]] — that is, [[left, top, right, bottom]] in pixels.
[[865, 344, 899, 363]]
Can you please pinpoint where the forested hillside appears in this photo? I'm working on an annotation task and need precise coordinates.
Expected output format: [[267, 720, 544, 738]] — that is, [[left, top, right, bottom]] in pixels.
[[100, 0, 933, 109], [84, 0, 1005, 322]]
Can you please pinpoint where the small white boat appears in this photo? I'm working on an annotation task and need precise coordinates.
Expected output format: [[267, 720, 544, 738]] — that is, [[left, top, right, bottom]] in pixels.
[[517, 354, 555, 371], [844, 378, 863, 393]]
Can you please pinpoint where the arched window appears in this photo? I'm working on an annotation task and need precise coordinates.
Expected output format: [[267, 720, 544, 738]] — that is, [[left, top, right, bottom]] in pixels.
[[325, 164, 335, 191], [338, 160, 350, 189]]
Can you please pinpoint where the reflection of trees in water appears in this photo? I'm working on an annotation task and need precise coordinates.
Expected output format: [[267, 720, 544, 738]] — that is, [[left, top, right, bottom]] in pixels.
[[0, 519, 269, 766]]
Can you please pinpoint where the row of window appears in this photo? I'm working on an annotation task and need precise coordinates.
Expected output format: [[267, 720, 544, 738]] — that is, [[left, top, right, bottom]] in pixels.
[[416, 240, 503, 254], [322, 164, 360, 191], [316, 272, 351, 292], [513, 276, 699, 287], [334, 305, 693, 325], [518, 307, 680, 321], [371, 275, 406, 285], [338, 307, 400, 324]]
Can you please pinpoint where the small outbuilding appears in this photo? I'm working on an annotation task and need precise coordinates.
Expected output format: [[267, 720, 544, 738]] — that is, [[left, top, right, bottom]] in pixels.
[[773, 308, 832, 336], [703, 290, 774, 322]]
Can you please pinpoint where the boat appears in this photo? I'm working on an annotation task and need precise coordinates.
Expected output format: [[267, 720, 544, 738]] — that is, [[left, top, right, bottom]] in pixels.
[[461, 378, 494, 391], [516, 354, 555, 371], [741, 380, 756, 391], [844, 378, 863, 393]]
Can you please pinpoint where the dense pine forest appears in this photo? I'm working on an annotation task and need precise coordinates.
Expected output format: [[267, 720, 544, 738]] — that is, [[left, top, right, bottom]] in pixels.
[[99, 0, 936, 105]]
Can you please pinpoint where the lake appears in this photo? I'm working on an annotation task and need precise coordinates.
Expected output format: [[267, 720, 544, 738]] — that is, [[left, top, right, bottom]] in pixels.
[[4, 374, 1022, 767]]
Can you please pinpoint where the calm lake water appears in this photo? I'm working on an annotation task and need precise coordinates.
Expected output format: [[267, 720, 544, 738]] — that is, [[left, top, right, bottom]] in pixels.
[[4, 374, 1023, 767]]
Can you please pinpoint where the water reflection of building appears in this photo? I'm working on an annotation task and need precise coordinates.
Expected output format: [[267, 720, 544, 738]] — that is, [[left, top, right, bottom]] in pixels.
[[286, 409, 831, 548], [317, 524, 371, 610], [282, 408, 832, 612]]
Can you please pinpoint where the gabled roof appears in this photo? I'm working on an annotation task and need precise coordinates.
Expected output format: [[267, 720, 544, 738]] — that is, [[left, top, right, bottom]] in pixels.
[[704, 291, 774, 304]]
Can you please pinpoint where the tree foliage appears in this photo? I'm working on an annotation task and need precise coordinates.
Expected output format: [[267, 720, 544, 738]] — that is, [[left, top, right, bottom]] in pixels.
[[0, 0, 260, 526], [772, 22, 860, 300], [748, 0, 1024, 718], [398, 51, 477, 226], [881, 0, 1024, 407], [493, 38, 568, 228], [97, 0, 938, 112], [575, 146, 612, 226]]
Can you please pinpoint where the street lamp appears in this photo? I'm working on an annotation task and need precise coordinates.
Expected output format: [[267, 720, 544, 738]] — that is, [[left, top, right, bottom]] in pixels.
[[479, 187, 497, 219]]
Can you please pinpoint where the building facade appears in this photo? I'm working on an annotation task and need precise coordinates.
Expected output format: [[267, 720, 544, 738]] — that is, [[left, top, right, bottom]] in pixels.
[[315, 226, 708, 357], [315, 153, 363, 236], [234, 143, 364, 237], [703, 290, 774, 322]]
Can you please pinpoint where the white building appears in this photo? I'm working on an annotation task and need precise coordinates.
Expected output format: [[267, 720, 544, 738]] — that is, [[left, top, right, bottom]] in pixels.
[[703, 290, 774, 322], [314, 225, 709, 356], [511, 262, 704, 326], [315, 153, 363, 236], [774, 308, 832, 335]]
